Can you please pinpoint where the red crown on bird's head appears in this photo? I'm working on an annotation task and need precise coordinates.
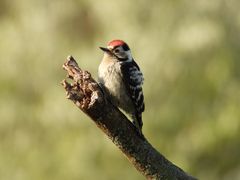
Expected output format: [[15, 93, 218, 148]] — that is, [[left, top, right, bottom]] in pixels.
[[107, 40, 126, 48]]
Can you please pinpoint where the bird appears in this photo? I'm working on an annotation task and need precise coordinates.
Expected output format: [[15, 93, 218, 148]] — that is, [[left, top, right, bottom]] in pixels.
[[98, 40, 145, 136]]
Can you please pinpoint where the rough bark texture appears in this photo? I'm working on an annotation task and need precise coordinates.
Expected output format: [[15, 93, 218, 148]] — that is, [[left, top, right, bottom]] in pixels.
[[61, 56, 197, 180]]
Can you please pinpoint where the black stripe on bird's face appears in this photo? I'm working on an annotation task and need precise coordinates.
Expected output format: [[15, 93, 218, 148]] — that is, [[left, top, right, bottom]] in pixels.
[[116, 57, 128, 61]]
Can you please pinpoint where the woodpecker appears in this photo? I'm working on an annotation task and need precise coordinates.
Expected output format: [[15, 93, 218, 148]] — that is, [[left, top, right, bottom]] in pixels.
[[98, 40, 145, 135]]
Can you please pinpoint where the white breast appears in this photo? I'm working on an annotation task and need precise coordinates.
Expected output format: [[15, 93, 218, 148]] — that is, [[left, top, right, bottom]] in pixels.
[[98, 57, 122, 100], [98, 55, 135, 114]]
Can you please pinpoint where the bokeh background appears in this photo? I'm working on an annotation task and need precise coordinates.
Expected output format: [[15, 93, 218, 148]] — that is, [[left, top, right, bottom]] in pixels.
[[0, 0, 240, 179]]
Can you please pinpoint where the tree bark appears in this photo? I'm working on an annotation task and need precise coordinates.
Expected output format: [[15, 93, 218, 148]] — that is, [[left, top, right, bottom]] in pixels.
[[61, 56, 197, 180]]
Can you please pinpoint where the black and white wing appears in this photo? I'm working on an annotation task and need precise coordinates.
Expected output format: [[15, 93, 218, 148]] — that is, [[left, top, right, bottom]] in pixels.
[[120, 60, 145, 128]]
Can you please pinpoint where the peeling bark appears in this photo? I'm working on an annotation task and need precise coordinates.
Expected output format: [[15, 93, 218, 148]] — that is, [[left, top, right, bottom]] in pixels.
[[61, 56, 197, 180]]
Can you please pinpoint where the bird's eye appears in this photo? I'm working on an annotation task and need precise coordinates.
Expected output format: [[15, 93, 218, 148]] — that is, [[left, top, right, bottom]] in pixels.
[[114, 49, 120, 53]]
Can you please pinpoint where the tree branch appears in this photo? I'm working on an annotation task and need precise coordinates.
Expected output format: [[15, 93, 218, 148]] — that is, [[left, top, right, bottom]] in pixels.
[[61, 56, 197, 180]]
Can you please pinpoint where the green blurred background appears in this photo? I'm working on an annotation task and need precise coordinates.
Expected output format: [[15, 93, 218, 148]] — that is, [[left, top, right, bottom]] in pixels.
[[0, 0, 240, 179]]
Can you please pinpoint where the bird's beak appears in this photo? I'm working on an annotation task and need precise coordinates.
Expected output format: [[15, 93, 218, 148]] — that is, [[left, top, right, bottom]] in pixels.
[[99, 47, 110, 53]]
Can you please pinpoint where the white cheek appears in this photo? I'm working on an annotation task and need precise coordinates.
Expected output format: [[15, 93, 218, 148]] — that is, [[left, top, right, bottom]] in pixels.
[[119, 52, 126, 58], [126, 51, 131, 58]]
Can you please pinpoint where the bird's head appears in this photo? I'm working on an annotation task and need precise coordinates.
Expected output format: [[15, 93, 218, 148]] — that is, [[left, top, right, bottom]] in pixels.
[[100, 40, 132, 61]]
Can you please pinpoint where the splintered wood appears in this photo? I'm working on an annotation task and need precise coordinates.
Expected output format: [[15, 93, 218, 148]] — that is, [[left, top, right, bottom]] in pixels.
[[61, 56, 102, 109]]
